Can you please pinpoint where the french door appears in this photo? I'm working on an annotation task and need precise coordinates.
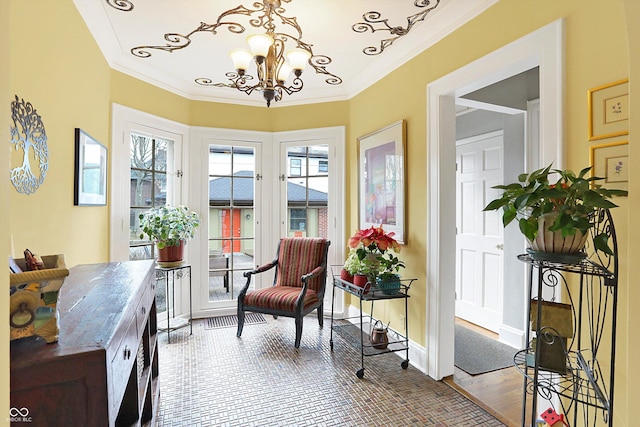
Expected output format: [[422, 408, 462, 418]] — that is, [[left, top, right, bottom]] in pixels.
[[277, 128, 345, 316], [203, 142, 261, 308], [194, 127, 345, 316]]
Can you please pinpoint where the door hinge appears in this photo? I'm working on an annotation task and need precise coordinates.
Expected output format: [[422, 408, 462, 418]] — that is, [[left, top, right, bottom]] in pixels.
[[279, 174, 285, 182], [255, 173, 262, 181], [176, 169, 183, 178]]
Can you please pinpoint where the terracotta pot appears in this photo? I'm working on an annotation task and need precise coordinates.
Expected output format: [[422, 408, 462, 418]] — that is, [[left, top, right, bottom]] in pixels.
[[340, 269, 354, 283], [157, 240, 185, 262], [529, 212, 587, 254], [353, 274, 368, 288]]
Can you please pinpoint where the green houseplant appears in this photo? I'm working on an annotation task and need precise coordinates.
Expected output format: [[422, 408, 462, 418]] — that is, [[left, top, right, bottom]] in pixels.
[[484, 164, 627, 256], [139, 205, 200, 262]]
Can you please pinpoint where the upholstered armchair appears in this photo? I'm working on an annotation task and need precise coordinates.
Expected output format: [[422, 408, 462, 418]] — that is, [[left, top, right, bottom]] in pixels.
[[237, 237, 331, 348]]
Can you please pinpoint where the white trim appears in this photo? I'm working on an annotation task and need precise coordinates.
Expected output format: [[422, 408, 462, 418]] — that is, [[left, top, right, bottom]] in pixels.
[[455, 97, 526, 115], [189, 126, 271, 317], [499, 323, 526, 349], [110, 103, 190, 262], [273, 126, 347, 318], [426, 19, 564, 380]]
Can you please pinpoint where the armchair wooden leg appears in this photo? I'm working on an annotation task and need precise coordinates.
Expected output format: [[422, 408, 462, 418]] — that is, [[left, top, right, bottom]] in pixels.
[[237, 309, 245, 337], [317, 304, 324, 328], [294, 317, 303, 348]]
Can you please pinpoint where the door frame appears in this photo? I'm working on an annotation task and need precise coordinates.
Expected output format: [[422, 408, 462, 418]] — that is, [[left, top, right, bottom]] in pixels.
[[189, 127, 270, 317], [273, 126, 347, 318], [425, 19, 565, 380]]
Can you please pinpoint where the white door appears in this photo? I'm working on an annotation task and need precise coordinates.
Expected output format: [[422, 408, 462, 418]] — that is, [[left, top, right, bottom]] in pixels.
[[276, 128, 345, 316], [455, 131, 504, 332]]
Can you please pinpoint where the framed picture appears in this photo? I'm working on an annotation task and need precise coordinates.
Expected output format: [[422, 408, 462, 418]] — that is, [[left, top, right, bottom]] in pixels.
[[74, 128, 108, 206], [589, 140, 628, 191], [588, 79, 629, 141], [357, 120, 406, 243]]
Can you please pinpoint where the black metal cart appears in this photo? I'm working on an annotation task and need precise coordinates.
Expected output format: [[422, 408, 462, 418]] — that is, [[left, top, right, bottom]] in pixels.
[[329, 270, 414, 378]]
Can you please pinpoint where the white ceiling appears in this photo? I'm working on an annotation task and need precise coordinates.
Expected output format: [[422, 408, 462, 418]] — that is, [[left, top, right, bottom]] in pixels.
[[73, 0, 497, 107]]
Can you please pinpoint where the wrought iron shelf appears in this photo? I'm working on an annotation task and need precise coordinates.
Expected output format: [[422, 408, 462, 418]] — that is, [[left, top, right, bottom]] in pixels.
[[514, 348, 610, 412], [516, 208, 617, 427], [332, 275, 413, 301], [331, 320, 409, 357], [516, 254, 616, 284], [329, 270, 414, 378]]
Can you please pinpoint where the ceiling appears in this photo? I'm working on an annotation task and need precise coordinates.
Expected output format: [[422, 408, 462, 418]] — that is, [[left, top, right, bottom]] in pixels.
[[73, 0, 497, 107]]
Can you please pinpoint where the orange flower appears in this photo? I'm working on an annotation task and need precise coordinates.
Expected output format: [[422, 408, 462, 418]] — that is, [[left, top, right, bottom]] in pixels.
[[349, 226, 400, 253]]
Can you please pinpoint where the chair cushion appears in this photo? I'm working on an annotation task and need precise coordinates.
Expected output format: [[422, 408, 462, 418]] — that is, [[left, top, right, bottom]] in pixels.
[[276, 238, 329, 293], [244, 286, 319, 312]]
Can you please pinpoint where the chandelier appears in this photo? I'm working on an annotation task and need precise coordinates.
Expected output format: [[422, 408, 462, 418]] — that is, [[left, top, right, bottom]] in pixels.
[[131, 0, 342, 107]]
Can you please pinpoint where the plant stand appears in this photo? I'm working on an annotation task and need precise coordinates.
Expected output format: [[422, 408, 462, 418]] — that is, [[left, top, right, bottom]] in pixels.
[[329, 269, 414, 378], [155, 264, 192, 343], [515, 208, 618, 426]]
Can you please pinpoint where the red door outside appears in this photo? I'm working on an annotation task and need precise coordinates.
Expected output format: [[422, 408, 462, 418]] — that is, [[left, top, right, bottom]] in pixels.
[[222, 209, 241, 253]]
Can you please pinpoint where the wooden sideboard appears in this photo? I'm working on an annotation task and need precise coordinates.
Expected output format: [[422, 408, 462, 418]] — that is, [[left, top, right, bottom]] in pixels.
[[10, 260, 159, 427]]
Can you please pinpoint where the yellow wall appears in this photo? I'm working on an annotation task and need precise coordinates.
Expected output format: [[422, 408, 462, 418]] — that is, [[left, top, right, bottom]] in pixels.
[[2, 0, 10, 423], [5, 0, 639, 425], [9, 0, 112, 267], [622, 1, 639, 423]]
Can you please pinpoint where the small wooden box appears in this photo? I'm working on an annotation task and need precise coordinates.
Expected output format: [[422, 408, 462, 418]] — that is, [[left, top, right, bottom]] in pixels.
[[9, 254, 69, 343]]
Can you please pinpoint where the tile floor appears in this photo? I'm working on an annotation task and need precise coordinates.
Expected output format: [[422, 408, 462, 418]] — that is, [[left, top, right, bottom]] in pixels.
[[155, 315, 505, 426]]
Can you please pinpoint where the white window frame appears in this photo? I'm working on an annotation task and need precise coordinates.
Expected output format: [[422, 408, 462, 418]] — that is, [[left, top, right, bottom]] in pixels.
[[274, 126, 346, 317], [110, 104, 190, 262]]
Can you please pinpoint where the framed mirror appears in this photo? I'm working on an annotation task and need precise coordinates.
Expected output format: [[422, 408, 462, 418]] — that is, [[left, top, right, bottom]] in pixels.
[[74, 128, 107, 206]]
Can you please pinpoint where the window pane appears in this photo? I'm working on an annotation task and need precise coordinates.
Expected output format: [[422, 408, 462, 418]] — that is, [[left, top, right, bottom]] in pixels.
[[130, 134, 152, 170], [154, 138, 168, 171], [208, 144, 256, 303]]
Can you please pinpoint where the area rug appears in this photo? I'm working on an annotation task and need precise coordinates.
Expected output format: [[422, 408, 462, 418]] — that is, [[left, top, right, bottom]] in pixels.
[[204, 313, 266, 329], [454, 324, 516, 375]]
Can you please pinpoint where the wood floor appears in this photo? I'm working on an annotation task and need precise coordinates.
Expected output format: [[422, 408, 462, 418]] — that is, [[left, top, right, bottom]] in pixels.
[[444, 318, 532, 427]]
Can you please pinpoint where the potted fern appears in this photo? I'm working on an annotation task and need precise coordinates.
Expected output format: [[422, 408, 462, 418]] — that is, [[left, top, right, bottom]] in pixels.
[[139, 205, 200, 265]]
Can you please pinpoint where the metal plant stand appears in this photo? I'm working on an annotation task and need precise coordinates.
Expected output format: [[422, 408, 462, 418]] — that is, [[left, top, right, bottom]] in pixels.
[[329, 271, 414, 379], [515, 209, 618, 427], [155, 264, 192, 343]]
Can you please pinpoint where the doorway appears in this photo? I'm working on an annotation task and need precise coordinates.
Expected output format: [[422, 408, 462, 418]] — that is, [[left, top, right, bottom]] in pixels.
[[426, 19, 564, 382], [455, 130, 505, 333]]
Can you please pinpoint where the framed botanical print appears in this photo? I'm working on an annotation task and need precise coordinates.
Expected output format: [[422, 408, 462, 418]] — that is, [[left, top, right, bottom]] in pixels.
[[588, 79, 629, 141], [589, 140, 628, 191]]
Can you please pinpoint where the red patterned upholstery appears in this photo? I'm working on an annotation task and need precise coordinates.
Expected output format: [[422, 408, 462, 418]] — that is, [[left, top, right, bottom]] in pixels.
[[244, 287, 319, 311], [237, 237, 331, 348], [275, 238, 329, 292]]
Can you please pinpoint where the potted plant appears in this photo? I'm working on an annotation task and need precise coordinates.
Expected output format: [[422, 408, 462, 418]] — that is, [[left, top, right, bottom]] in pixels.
[[483, 164, 627, 259], [347, 225, 405, 293], [139, 205, 201, 265]]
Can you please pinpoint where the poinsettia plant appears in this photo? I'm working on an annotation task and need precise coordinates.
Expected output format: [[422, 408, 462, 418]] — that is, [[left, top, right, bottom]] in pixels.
[[347, 226, 405, 280]]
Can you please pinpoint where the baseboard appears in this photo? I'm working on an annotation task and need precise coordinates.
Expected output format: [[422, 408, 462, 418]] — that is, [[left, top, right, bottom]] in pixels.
[[346, 305, 428, 375], [499, 323, 525, 349]]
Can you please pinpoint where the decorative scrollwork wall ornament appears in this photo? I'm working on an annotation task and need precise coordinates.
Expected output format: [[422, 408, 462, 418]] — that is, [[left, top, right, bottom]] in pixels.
[[106, 0, 134, 12], [130, 0, 341, 106], [352, 0, 441, 55], [10, 95, 49, 195]]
